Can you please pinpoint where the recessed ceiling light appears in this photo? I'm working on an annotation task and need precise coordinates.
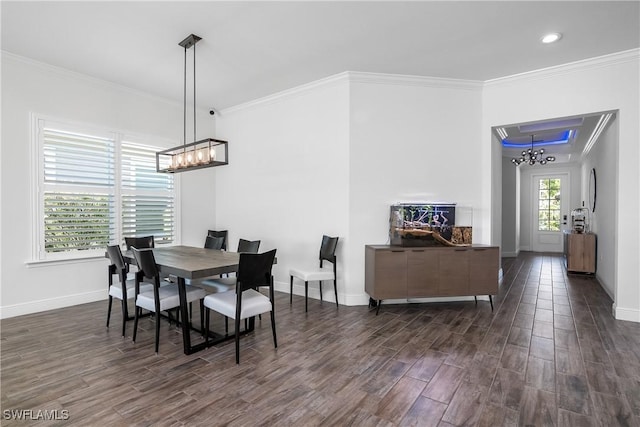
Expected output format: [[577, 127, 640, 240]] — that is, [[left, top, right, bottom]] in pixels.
[[541, 33, 562, 44]]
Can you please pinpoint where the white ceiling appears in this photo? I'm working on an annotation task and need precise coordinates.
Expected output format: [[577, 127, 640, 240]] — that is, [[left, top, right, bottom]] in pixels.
[[2, 2, 638, 164], [2, 1, 639, 111]]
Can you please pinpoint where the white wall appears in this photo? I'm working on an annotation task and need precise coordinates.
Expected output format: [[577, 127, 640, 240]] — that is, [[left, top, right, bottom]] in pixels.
[[501, 156, 518, 257], [581, 117, 618, 299], [215, 74, 350, 301], [215, 73, 484, 305], [348, 74, 484, 304], [484, 49, 640, 322], [0, 53, 215, 318]]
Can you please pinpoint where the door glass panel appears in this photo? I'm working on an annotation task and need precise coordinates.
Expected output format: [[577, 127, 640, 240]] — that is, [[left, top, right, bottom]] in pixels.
[[538, 178, 561, 231]]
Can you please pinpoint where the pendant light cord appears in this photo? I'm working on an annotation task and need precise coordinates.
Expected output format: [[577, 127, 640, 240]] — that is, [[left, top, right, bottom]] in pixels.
[[183, 45, 187, 150], [193, 41, 197, 143]]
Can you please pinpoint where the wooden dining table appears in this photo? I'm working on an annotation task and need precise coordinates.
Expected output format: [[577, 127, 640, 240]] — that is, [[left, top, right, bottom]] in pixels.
[[120, 245, 243, 355]]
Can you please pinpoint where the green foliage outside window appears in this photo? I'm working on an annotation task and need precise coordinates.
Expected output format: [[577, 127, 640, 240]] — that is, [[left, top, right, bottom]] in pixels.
[[538, 178, 561, 231]]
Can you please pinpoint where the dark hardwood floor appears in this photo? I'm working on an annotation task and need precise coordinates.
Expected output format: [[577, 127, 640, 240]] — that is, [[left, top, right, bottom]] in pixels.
[[2, 252, 640, 426]]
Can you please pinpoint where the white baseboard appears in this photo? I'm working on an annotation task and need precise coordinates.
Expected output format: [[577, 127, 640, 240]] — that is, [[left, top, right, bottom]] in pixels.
[[502, 251, 519, 258], [275, 280, 491, 308], [275, 280, 370, 306], [612, 303, 640, 323], [0, 290, 105, 319]]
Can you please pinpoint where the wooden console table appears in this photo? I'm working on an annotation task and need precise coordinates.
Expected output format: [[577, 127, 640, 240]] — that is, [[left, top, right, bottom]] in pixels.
[[563, 231, 596, 274], [365, 244, 499, 314]]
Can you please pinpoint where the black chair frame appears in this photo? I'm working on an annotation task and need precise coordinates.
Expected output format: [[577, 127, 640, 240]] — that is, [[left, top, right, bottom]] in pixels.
[[132, 248, 204, 353], [106, 245, 132, 336], [205, 249, 277, 364]]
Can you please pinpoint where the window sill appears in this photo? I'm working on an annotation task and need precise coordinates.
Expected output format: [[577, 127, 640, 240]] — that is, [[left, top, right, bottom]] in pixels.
[[25, 255, 107, 268]]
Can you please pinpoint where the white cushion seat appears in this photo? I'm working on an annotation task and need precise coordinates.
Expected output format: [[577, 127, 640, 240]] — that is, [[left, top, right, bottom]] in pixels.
[[136, 284, 206, 313], [289, 266, 335, 282], [109, 279, 153, 300], [203, 289, 272, 320], [186, 276, 237, 293]]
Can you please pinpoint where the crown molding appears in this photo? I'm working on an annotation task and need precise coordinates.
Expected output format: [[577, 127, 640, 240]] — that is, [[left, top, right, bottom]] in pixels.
[[220, 72, 350, 116], [221, 70, 482, 116], [484, 48, 640, 87], [1, 50, 187, 111], [348, 71, 483, 91]]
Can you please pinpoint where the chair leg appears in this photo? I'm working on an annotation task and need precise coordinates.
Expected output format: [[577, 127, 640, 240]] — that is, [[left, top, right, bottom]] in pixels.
[[189, 301, 193, 320], [120, 298, 128, 337], [235, 317, 241, 364], [319, 280, 323, 303], [133, 306, 140, 342], [333, 279, 338, 309], [199, 300, 205, 336], [489, 295, 494, 311], [305, 281, 309, 312], [155, 310, 161, 353], [106, 296, 113, 327], [225, 316, 229, 335], [290, 276, 293, 304], [270, 311, 277, 349], [205, 308, 210, 347]]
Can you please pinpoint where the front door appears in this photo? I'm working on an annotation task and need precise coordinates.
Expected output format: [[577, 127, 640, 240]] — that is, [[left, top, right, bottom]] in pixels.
[[532, 174, 569, 253]]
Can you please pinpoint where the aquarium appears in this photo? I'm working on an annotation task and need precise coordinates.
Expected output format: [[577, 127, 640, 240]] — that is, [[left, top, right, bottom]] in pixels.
[[390, 203, 472, 247]]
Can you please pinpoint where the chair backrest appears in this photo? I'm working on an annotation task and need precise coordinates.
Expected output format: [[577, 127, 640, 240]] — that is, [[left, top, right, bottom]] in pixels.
[[236, 249, 277, 293], [319, 235, 339, 265], [125, 236, 155, 250], [237, 239, 260, 254], [207, 230, 228, 250], [106, 244, 126, 271], [205, 235, 225, 250], [131, 247, 159, 283]]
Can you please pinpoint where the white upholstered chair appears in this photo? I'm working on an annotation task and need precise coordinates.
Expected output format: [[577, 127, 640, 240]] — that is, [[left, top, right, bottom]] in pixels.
[[289, 235, 339, 312]]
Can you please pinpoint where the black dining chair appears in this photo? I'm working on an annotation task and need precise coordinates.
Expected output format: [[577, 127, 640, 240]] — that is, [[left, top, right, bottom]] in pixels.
[[200, 239, 261, 333], [124, 235, 156, 281], [203, 249, 277, 364], [207, 230, 228, 251], [106, 245, 153, 336], [132, 247, 206, 353], [124, 235, 154, 250], [204, 235, 225, 250], [198, 239, 261, 291], [289, 235, 339, 312]]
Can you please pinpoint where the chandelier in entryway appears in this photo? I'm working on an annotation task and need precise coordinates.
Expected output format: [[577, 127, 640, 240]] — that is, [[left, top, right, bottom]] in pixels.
[[511, 135, 556, 166]]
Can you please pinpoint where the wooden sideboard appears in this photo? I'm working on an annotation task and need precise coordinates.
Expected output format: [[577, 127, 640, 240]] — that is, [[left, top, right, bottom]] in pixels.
[[563, 231, 596, 274], [365, 244, 500, 314]]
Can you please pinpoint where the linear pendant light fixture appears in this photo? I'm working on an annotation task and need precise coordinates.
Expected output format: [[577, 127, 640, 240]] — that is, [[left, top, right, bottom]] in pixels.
[[156, 34, 228, 173]]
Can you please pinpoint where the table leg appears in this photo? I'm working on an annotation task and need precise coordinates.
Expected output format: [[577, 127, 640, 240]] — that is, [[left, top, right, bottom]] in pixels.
[[176, 277, 193, 355]]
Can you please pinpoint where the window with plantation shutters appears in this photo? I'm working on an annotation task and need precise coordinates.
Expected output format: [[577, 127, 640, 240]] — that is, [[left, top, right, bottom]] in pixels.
[[121, 141, 175, 245], [41, 127, 116, 257], [34, 117, 177, 261]]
